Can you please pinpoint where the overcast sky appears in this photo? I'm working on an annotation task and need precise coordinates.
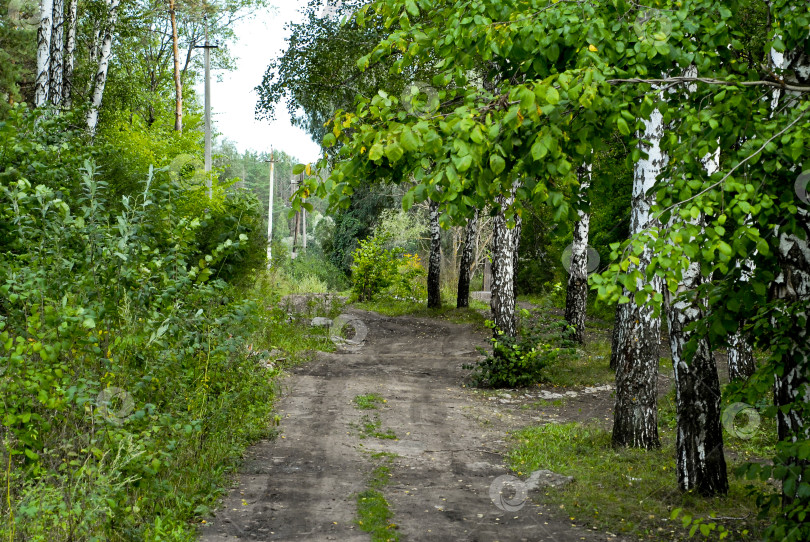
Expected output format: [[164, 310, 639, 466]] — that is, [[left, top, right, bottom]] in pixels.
[[196, 0, 322, 164]]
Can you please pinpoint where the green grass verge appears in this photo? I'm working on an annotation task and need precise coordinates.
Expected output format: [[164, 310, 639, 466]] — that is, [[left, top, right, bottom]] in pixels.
[[507, 416, 773, 540]]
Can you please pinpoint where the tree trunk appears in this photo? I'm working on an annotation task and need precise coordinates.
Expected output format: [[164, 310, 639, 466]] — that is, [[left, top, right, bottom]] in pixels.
[[457, 210, 479, 308], [728, 332, 756, 381], [564, 165, 591, 344], [62, 0, 77, 107], [427, 199, 441, 309], [169, 0, 183, 132], [769, 212, 810, 508], [86, 0, 121, 136], [666, 274, 728, 495], [665, 147, 728, 495], [612, 104, 665, 450], [49, 0, 64, 106], [729, 251, 757, 380], [36, 0, 54, 107], [490, 183, 520, 337]]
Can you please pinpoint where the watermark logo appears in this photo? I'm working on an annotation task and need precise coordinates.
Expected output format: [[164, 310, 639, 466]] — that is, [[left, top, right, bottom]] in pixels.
[[167, 153, 207, 186], [634, 9, 672, 45], [7, 0, 38, 30], [561, 243, 600, 274], [96, 387, 135, 426], [721, 402, 760, 439], [330, 314, 368, 352], [319, 0, 342, 18], [794, 170, 810, 205], [400, 81, 440, 116], [489, 475, 528, 512]]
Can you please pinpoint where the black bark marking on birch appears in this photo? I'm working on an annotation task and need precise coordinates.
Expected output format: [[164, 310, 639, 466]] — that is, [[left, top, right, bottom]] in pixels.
[[457, 210, 478, 309], [768, 46, 810, 507], [427, 199, 441, 309], [727, 331, 756, 381], [490, 184, 520, 338], [565, 165, 591, 344], [666, 269, 728, 495], [612, 105, 665, 450]]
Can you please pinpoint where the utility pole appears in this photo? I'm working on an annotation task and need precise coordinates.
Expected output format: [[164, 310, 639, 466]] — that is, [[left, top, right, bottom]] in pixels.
[[291, 175, 299, 259], [262, 149, 277, 266], [195, 17, 218, 198]]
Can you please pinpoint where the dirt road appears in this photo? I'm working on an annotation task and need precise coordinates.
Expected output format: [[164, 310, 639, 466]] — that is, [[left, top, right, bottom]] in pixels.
[[199, 309, 626, 542]]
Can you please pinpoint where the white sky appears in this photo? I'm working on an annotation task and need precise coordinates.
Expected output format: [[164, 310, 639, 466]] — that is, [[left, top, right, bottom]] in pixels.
[[196, 0, 322, 163]]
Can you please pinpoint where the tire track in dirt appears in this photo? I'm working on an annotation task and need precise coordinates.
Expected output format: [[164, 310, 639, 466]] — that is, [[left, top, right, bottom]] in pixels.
[[199, 309, 628, 541]]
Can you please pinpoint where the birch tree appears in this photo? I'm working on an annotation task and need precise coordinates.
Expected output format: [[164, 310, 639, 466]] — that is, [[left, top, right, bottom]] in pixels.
[[86, 0, 121, 135], [665, 148, 728, 496], [564, 165, 591, 344], [456, 210, 478, 308], [611, 103, 665, 450], [48, 0, 64, 105], [35, 0, 53, 107], [490, 184, 521, 337], [62, 0, 77, 107]]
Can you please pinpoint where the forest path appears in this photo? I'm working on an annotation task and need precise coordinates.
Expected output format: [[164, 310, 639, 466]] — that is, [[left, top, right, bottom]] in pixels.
[[199, 308, 627, 542]]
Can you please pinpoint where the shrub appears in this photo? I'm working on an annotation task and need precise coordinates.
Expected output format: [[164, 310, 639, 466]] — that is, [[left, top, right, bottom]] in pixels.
[[464, 310, 577, 388], [349, 234, 402, 302], [0, 160, 276, 540]]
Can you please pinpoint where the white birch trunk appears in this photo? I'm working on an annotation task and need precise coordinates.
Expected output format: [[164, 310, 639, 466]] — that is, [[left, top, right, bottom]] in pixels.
[[35, 0, 54, 107], [666, 147, 728, 495], [612, 101, 665, 449], [49, 0, 64, 105], [457, 210, 479, 308], [86, 0, 121, 136], [564, 165, 592, 344], [769, 42, 810, 454], [490, 182, 521, 337], [62, 0, 77, 107]]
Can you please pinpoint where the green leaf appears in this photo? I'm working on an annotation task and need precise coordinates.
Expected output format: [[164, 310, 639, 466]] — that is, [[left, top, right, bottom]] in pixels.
[[405, 0, 419, 16], [402, 190, 414, 211], [400, 128, 419, 152], [490, 155, 506, 175], [368, 143, 384, 161], [545, 86, 560, 105], [385, 142, 404, 162], [292, 164, 305, 174], [531, 138, 548, 160], [617, 117, 631, 136]]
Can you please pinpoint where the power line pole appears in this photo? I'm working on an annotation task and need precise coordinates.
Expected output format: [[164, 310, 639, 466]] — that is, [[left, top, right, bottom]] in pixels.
[[263, 149, 277, 266], [291, 175, 299, 259], [195, 17, 218, 198]]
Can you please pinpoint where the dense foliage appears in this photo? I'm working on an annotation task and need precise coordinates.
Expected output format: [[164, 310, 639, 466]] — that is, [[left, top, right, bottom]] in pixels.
[[0, 103, 272, 539]]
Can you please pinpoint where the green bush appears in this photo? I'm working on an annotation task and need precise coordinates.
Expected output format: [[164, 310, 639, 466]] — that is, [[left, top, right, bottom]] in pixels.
[[464, 310, 577, 388], [349, 234, 402, 302], [0, 157, 276, 540]]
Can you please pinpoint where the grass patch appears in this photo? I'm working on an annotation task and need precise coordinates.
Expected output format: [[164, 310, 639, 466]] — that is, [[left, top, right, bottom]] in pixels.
[[508, 420, 772, 540], [354, 426, 400, 540], [356, 489, 399, 541], [355, 413, 398, 440], [542, 331, 614, 388], [354, 393, 387, 410]]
